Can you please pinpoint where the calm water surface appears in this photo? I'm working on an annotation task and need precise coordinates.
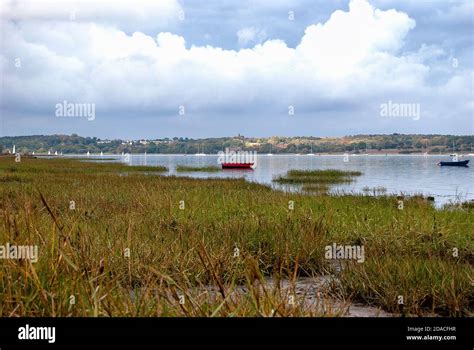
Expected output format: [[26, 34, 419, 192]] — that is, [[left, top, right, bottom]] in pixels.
[[73, 154, 473, 206]]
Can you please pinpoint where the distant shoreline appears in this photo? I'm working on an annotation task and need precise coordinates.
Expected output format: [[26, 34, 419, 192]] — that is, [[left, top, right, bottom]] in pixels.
[[2, 134, 472, 156], [5, 151, 472, 157]]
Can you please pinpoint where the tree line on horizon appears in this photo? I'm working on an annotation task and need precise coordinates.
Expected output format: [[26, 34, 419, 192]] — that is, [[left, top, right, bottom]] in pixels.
[[1, 134, 473, 155]]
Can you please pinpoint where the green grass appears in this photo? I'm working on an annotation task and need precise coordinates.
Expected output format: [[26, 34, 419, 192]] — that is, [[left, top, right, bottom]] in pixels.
[[338, 257, 472, 316], [71, 157, 118, 161], [274, 169, 363, 196], [274, 169, 362, 185], [0, 157, 472, 317], [0, 156, 168, 174], [176, 165, 220, 172], [286, 169, 363, 177]]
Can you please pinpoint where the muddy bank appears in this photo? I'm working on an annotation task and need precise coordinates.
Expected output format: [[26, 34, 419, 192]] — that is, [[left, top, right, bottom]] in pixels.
[[131, 275, 397, 317], [208, 276, 396, 317]]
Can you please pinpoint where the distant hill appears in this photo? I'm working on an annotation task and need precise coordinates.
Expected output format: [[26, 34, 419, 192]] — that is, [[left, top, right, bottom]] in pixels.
[[1, 134, 473, 155]]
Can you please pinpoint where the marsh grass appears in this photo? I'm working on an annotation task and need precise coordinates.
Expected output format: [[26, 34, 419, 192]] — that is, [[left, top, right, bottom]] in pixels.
[[0, 157, 472, 316], [274, 169, 363, 197], [70, 157, 118, 161], [287, 169, 363, 177], [176, 165, 220, 172], [338, 257, 472, 316], [274, 169, 362, 185]]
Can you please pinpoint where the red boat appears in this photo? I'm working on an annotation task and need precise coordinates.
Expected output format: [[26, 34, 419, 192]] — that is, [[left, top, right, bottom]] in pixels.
[[221, 163, 254, 169]]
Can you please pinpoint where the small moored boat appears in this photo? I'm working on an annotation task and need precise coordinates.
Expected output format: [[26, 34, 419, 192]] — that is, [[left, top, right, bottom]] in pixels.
[[438, 159, 469, 167], [222, 163, 254, 169], [438, 152, 469, 167]]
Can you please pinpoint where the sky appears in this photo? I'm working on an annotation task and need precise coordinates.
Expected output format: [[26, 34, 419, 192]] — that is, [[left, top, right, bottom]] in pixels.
[[0, 0, 473, 139]]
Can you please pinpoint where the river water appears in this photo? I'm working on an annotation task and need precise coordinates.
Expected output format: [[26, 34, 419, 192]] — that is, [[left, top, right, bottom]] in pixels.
[[74, 154, 473, 206]]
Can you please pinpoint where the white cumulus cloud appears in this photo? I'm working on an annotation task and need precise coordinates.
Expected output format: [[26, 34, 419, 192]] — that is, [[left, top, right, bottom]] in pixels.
[[0, 0, 472, 136], [237, 27, 267, 47]]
